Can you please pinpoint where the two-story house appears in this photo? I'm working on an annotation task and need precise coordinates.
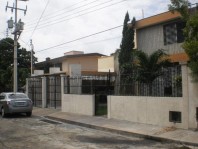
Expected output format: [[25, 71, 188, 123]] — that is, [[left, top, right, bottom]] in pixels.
[[136, 11, 188, 62], [129, 10, 198, 129]]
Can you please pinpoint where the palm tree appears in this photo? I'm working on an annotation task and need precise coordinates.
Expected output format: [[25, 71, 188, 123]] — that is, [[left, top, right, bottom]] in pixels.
[[134, 49, 171, 96]]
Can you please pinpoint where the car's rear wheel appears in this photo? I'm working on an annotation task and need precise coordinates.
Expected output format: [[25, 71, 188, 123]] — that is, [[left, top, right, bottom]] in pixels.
[[1, 107, 6, 118], [26, 112, 32, 117]]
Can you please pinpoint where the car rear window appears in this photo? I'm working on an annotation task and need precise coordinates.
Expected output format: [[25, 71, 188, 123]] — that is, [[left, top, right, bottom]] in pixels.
[[8, 94, 28, 99]]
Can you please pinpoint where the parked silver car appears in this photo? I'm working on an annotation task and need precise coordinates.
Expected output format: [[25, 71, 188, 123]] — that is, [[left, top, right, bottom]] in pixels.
[[0, 92, 33, 117]]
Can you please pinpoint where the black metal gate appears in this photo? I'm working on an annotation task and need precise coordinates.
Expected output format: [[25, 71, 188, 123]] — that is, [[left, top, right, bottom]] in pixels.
[[93, 74, 113, 116], [28, 78, 42, 107], [46, 76, 61, 109]]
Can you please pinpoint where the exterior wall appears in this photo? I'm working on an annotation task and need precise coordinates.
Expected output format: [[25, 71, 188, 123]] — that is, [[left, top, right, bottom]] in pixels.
[[62, 94, 95, 116], [98, 56, 114, 72], [34, 70, 44, 76], [136, 24, 184, 55], [49, 67, 61, 74], [108, 64, 193, 129], [188, 69, 198, 129], [108, 96, 187, 129], [69, 64, 81, 76], [62, 56, 98, 73]]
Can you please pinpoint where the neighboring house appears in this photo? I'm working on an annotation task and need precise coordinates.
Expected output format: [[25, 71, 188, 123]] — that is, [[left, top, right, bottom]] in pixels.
[[98, 56, 114, 72], [34, 51, 105, 75]]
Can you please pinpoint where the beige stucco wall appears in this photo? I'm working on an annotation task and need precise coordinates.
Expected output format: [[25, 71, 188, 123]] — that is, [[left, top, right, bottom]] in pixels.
[[108, 96, 188, 129], [62, 56, 99, 73], [98, 56, 114, 72], [107, 64, 194, 129], [62, 94, 95, 116]]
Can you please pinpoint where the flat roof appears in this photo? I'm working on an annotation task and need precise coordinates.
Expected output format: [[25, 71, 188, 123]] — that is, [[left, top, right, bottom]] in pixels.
[[35, 53, 105, 66], [135, 11, 181, 29]]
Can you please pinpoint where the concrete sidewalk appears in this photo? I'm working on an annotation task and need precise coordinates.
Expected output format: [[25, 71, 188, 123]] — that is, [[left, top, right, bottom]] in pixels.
[[33, 107, 198, 147]]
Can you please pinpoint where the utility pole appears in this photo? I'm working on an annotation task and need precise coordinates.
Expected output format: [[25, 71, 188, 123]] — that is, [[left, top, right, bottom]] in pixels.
[[6, 29, 9, 38], [30, 39, 34, 76], [6, 0, 28, 93]]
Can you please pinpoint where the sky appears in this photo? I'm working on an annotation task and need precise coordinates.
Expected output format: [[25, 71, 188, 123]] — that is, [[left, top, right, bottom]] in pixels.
[[0, 0, 196, 62]]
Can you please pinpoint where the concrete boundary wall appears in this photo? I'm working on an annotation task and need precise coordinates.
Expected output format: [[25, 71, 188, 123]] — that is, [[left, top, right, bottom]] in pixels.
[[107, 96, 188, 129], [27, 63, 198, 129], [62, 94, 95, 116], [107, 63, 191, 129]]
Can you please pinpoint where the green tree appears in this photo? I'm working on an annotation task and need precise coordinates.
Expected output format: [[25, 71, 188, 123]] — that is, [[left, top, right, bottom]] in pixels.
[[169, 0, 198, 81], [168, 0, 189, 20], [0, 38, 37, 92], [118, 12, 136, 95], [119, 12, 136, 74], [134, 49, 171, 95]]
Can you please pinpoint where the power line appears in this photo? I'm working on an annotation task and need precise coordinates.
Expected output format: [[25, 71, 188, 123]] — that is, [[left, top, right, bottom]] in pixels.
[[21, 0, 98, 47], [25, 0, 90, 24], [25, 0, 98, 26], [25, 0, 116, 29], [24, 0, 126, 33], [19, 38, 30, 49], [36, 24, 123, 53], [29, 0, 50, 39], [40, 35, 122, 51]]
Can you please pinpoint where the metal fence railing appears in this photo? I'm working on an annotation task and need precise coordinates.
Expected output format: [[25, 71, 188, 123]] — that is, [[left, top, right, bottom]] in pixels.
[[64, 75, 113, 95], [63, 65, 182, 97], [28, 78, 42, 107], [46, 76, 61, 109]]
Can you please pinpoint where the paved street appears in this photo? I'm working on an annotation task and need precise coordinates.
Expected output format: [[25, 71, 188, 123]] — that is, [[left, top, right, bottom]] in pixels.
[[0, 114, 195, 149]]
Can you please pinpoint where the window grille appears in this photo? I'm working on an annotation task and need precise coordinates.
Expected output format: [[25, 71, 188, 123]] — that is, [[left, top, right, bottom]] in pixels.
[[164, 21, 185, 45]]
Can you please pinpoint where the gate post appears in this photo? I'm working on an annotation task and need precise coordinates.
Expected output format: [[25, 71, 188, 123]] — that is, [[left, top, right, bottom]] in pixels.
[[41, 76, 47, 108], [180, 62, 189, 129], [26, 78, 29, 95], [60, 74, 66, 95]]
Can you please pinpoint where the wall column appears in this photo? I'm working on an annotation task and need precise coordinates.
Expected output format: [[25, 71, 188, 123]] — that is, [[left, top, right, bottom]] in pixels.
[[180, 62, 189, 129], [41, 77, 47, 108], [61, 75, 66, 95]]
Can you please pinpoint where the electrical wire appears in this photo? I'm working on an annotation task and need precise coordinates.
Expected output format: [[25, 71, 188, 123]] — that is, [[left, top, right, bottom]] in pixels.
[[40, 35, 122, 51], [24, 0, 126, 33], [25, 0, 90, 24], [25, 0, 114, 28], [25, 0, 99, 26], [36, 25, 123, 53], [28, 0, 50, 39]]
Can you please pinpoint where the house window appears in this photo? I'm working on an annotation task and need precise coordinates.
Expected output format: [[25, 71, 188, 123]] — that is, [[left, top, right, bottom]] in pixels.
[[169, 111, 182, 123], [163, 21, 185, 45]]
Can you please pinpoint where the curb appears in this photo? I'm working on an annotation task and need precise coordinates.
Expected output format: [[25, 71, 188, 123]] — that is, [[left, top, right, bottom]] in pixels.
[[45, 116, 198, 147]]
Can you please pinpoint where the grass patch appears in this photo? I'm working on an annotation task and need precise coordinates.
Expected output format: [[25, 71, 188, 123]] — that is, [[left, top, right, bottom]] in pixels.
[[95, 105, 107, 116]]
